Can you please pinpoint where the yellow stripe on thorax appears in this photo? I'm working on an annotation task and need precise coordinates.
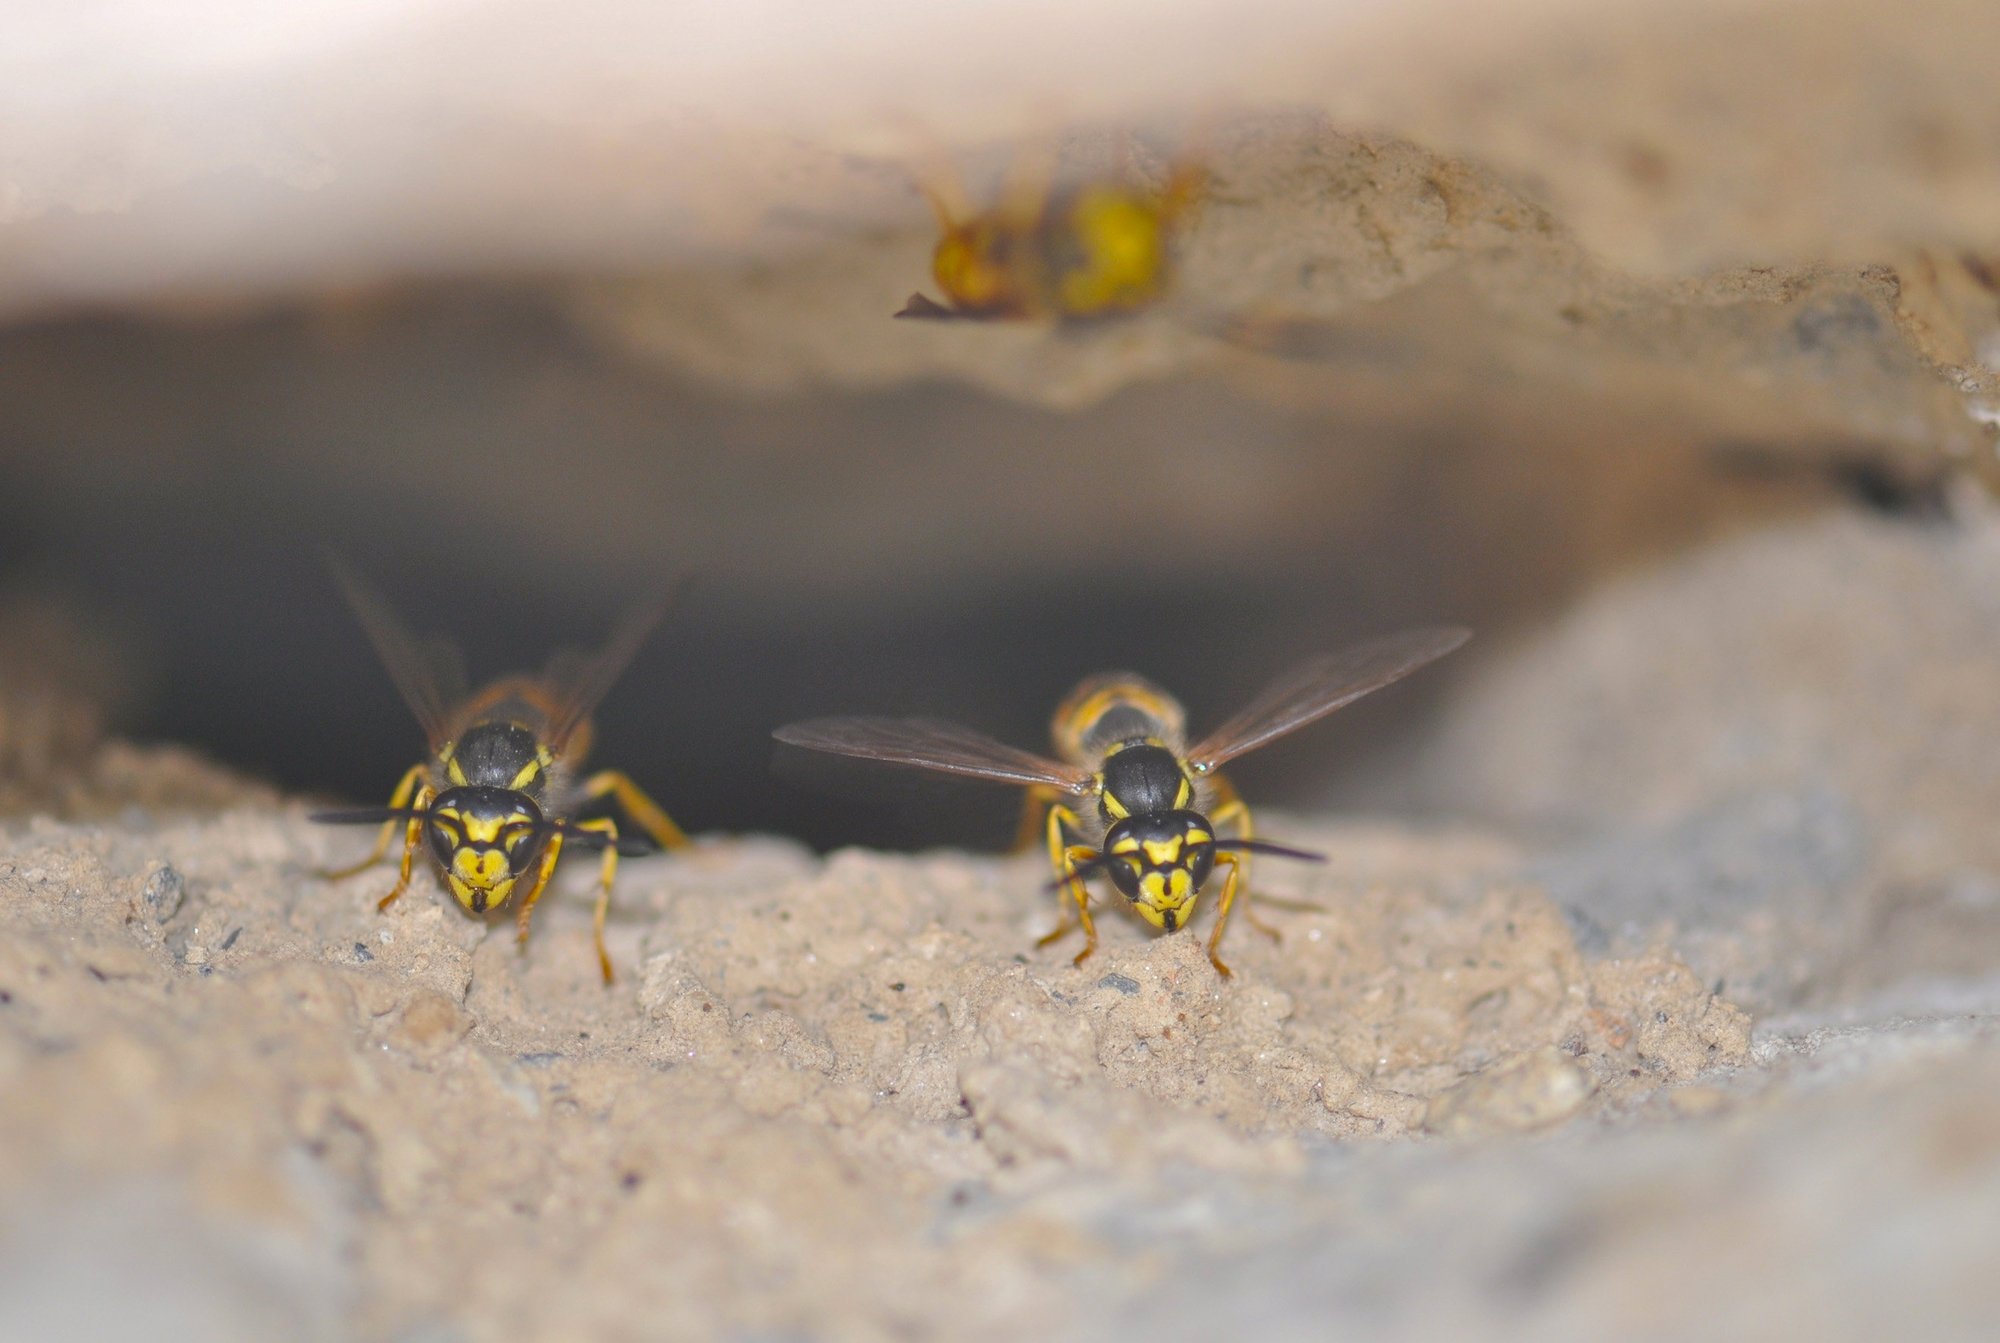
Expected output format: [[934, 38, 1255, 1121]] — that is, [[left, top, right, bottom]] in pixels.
[[509, 746, 555, 791]]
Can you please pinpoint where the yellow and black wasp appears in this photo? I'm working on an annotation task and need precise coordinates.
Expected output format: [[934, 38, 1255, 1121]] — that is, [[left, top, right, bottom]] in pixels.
[[774, 628, 1467, 976], [313, 568, 689, 983], [894, 141, 1204, 321]]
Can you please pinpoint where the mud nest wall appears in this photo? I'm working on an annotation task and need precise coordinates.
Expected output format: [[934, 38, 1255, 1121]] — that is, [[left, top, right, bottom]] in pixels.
[[4, 3, 2000, 1340]]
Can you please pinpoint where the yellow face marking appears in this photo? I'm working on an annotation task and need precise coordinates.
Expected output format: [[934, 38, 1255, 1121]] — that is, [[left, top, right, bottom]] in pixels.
[[1142, 837, 1184, 866], [1186, 828, 1212, 847], [463, 813, 508, 845], [452, 846, 509, 888], [1110, 834, 1141, 856], [446, 871, 519, 913], [431, 803, 538, 904], [1131, 869, 1196, 929]]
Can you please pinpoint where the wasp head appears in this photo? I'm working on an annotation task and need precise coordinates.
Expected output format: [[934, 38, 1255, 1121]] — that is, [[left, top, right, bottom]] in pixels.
[[425, 786, 546, 914], [1099, 810, 1215, 932]]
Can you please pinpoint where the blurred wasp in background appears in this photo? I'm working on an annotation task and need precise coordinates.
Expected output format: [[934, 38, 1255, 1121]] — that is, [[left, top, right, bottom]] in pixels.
[[314, 566, 689, 983], [775, 627, 1467, 976], [895, 135, 1205, 321]]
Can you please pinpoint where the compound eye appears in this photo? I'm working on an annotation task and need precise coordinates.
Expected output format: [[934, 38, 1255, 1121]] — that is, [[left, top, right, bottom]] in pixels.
[[501, 824, 539, 873], [426, 820, 458, 867], [1188, 842, 1215, 888]]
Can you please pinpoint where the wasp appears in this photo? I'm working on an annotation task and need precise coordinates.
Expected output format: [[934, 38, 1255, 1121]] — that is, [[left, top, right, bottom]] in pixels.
[[774, 627, 1467, 976], [313, 568, 689, 983], [894, 141, 1204, 321]]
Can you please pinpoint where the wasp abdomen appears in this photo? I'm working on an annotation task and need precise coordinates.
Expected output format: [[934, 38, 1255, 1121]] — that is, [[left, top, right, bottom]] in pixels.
[[1053, 672, 1188, 763]]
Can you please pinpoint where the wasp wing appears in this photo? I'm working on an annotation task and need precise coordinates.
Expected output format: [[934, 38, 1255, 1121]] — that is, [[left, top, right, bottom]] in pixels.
[[332, 560, 470, 750], [772, 717, 1091, 791], [537, 579, 688, 754], [1186, 626, 1470, 771]]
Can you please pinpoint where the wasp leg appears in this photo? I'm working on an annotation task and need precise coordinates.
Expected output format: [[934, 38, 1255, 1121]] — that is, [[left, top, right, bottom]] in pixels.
[[1205, 851, 1244, 978], [512, 827, 567, 952], [324, 763, 426, 880], [1032, 803, 1100, 966], [1208, 775, 1280, 942], [376, 783, 436, 913], [1034, 802, 1079, 943], [1011, 783, 1062, 854], [1059, 844, 1104, 967], [569, 816, 624, 985], [511, 819, 621, 984], [578, 770, 689, 852], [1034, 847, 1104, 964]]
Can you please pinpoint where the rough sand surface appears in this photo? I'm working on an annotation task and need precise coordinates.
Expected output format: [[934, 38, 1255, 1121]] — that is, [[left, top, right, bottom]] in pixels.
[[0, 783, 1787, 1341]]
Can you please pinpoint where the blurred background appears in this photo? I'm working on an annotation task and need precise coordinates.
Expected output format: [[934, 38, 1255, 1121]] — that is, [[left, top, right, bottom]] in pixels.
[[3, 0, 1999, 869]]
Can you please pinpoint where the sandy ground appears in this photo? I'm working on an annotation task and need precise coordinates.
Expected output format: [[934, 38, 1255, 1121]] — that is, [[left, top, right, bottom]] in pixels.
[[1, 722, 1991, 1341], [0, 797, 1736, 1342]]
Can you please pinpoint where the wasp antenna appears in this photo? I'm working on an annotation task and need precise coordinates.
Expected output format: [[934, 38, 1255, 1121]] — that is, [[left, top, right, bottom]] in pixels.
[[548, 820, 660, 858], [1045, 852, 1112, 891], [310, 806, 427, 826], [1208, 838, 1327, 863]]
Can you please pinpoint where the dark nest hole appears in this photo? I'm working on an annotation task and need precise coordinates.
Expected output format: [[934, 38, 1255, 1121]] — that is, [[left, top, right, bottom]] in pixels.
[[0, 283, 1917, 851]]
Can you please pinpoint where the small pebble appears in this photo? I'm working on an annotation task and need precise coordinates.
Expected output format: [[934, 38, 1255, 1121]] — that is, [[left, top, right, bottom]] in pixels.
[[141, 865, 186, 922]]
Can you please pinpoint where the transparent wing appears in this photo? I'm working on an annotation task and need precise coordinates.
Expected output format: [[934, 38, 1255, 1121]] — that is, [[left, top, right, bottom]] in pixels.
[[332, 559, 469, 749], [537, 578, 688, 753], [1186, 626, 1470, 770], [772, 717, 1091, 791]]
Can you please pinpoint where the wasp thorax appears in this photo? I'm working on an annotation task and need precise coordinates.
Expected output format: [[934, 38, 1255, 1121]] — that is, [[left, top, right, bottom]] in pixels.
[[1101, 810, 1215, 932], [452, 721, 545, 792], [425, 785, 546, 913], [1097, 743, 1191, 825]]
